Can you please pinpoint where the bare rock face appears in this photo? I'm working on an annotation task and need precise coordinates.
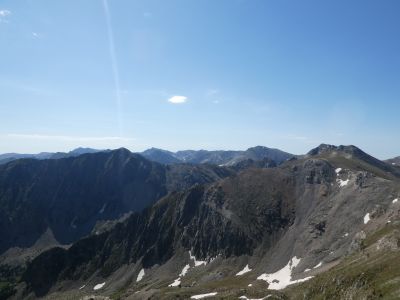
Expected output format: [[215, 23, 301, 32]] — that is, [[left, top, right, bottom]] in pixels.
[[376, 230, 400, 251], [348, 231, 367, 254]]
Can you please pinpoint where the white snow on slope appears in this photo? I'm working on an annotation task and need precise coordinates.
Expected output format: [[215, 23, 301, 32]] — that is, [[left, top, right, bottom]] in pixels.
[[79, 284, 86, 290], [335, 168, 342, 174], [169, 264, 191, 287], [179, 264, 190, 277], [313, 262, 323, 269], [93, 282, 105, 290], [236, 264, 252, 276], [393, 198, 398, 204], [189, 250, 207, 266], [257, 256, 313, 290], [337, 178, 349, 187], [239, 295, 272, 300], [364, 213, 370, 224], [136, 268, 145, 282], [168, 278, 181, 287], [190, 292, 218, 299]]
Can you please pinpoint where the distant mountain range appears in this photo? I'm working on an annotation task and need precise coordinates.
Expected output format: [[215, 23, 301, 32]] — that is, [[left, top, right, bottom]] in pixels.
[[0, 146, 294, 167], [0, 147, 103, 165], [140, 146, 295, 166]]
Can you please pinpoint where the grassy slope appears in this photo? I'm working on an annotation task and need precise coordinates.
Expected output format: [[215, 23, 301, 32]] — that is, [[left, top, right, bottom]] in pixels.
[[286, 223, 400, 300]]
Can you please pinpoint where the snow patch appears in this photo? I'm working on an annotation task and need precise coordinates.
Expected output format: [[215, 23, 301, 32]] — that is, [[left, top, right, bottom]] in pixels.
[[248, 283, 253, 287], [93, 282, 105, 290], [337, 178, 349, 187], [344, 233, 349, 237], [239, 295, 272, 300], [304, 268, 311, 272], [191, 292, 218, 299], [257, 256, 313, 290], [79, 284, 86, 290], [189, 250, 207, 266], [364, 213, 370, 224], [168, 278, 181, 287], [179, 264, 190, 277], [335, 168, 342, 174], [313, 262, 323, 269], [169, 263, 191, 288], [136, 268, 145, 282], [393, 198, 398, 204], [236, 264, 252, 276]]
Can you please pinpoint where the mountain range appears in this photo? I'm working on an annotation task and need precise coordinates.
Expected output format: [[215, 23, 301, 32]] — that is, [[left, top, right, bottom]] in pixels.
[[140, 146, 294, 166], [0, 145, 400, 299], [0, 146, 294, 167], [0, 148, 102, 165]]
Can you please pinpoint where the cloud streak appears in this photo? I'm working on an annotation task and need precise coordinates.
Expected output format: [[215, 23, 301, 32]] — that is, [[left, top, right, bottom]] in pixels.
[[5, 134, 135, 142], [168, 95, 187, 104], [102, 0, 123, 136]]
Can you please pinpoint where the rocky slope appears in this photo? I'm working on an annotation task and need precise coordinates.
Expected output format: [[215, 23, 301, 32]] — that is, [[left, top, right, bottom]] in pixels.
[[0, 148, 234, 264], [16, 144, 400, 299]]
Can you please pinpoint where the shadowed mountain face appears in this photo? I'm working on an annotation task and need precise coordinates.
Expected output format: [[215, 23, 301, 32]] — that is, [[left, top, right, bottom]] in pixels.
[[21, 145, 400, 299], [0, 148, 234, 256], [140, 146, 295, 166]]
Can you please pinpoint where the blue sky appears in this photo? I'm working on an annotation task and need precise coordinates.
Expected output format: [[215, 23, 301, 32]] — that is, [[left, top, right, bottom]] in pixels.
[[1, 0, 399, 159]]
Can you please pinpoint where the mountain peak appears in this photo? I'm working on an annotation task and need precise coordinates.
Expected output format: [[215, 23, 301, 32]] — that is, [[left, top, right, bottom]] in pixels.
[[112, 147, 132, 156], [307, 144, 362, 156]]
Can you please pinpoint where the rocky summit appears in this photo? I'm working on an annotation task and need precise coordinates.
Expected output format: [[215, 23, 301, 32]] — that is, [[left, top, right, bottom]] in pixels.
[[1, 144, 399, 300]]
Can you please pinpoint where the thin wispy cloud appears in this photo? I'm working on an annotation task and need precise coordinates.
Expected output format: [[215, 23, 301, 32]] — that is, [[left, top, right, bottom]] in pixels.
[[0, 10, 10, 17], [205, 89, 221, 104], [168, 95, 188, 104], [102, 0, 123, 136], [206, 89, 219, 97], [0, 79, 55, 96], [5, 134, 135, 142], [0, 9, 11, 23], [32, 32, 41, 39]]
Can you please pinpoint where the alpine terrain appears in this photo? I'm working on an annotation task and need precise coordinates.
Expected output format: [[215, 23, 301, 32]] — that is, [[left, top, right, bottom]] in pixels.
[[1, 144, 399, 299]]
